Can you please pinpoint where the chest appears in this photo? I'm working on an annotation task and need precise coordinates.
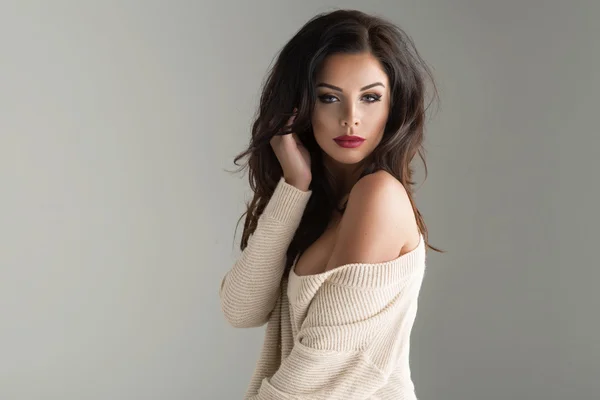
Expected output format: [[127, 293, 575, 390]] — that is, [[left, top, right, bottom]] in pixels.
[[293, 214, 342, 277]]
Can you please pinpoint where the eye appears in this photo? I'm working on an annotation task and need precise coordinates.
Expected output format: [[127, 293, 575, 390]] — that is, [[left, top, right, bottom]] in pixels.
[[317, 94, 338, 103], [363, 93, 382, 103], [317, 93, 383, 104]]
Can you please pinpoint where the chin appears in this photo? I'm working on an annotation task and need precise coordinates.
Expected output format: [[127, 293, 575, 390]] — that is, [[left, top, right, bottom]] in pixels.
[[326, 149, 367, 165]]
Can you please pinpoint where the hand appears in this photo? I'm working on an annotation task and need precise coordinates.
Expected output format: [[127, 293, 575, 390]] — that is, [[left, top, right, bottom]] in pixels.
[[269, 109, 312, 191]]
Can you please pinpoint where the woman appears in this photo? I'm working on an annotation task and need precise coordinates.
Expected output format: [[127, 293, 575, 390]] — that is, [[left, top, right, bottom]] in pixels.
[[220, 9, 443, 399]]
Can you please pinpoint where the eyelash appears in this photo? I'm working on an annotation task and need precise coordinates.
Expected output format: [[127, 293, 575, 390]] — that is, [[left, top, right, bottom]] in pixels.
[[317, 93, 382, 104]]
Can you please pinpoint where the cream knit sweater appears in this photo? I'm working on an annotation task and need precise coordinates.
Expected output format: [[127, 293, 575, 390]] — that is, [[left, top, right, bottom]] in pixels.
[[220, 177, 427, 399]]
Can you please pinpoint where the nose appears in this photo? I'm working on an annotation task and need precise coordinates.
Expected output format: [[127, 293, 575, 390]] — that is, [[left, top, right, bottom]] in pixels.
[[341, 104, 360, 127], [342, 119, 360, 127], [341, 114, 360, 127]]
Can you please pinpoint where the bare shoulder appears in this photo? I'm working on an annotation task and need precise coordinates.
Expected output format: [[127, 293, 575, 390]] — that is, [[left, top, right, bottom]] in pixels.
[[352, 170, 417, 238], [358, 170, 420, 249], [324, 171, 418, 272], [352, 170, 408, 200]]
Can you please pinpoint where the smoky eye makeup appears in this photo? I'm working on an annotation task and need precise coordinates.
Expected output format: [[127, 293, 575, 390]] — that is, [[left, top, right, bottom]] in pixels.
[[364, 93, 382, 102], [317, 93, 383, 103]]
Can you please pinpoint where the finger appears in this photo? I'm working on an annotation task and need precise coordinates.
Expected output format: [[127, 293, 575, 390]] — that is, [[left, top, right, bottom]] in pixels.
[[276, 114, 295, 136], [287, 114, 296, 126], [276, 113, 296, 136]]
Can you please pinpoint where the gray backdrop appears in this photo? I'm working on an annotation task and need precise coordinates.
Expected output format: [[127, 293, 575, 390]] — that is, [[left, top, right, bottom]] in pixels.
[[1, 0, 598, 399]]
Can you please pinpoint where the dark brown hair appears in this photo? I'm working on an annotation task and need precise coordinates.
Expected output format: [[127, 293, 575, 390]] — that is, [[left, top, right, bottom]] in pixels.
[[227, 9, 444, 274]]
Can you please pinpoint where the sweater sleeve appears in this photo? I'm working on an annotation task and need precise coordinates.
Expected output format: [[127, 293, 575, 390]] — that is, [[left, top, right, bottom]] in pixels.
[[219, 177, 312, 328], [248, 276, 418, 399]]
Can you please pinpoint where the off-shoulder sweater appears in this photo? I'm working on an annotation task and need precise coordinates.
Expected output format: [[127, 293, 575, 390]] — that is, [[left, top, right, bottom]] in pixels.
[[219, 177, 427, 399]]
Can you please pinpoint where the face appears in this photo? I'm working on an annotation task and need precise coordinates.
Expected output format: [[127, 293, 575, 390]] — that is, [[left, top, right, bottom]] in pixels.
[[311, 52, 391, 171]]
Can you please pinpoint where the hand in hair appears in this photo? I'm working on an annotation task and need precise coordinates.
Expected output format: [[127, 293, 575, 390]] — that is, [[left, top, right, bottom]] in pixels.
[[269, 109, 312, 191]]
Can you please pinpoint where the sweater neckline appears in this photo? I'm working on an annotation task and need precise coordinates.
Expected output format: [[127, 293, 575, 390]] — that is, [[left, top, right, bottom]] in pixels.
[[290, 233, 425, 283]]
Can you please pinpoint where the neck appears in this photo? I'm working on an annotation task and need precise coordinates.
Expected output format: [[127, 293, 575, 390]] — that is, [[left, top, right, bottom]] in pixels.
[[322, 154, 366, 204]]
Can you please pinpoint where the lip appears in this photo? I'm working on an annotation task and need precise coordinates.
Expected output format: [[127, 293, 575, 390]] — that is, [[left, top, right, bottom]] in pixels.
[[333, 136, 366, 149], [333, 135, 366, 142]]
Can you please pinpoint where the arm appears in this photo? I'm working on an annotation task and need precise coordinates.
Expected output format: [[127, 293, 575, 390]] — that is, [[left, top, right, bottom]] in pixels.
[[249, 171, 420, 398], [219, 177, 312, 328]]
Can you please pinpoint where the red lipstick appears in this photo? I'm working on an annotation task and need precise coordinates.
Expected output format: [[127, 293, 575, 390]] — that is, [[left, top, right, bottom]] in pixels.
[[333, 135, 366, 148]]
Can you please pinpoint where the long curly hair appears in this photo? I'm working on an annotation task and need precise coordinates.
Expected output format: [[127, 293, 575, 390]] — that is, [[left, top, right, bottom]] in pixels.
[[228, 9, 444, 275]]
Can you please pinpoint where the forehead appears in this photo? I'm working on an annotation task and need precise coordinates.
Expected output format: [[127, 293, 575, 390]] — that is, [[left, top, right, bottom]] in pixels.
[[315, 52, 389, 88]]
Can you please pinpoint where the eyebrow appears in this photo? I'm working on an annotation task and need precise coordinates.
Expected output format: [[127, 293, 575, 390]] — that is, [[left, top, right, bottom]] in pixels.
[[316, 82, 385, 92]]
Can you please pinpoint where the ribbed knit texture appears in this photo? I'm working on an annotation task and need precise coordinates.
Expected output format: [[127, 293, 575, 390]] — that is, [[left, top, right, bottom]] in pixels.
[[220, 177, 427, 399]]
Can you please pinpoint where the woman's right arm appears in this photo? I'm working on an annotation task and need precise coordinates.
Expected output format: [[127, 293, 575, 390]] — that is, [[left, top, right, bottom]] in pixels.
[[219, 176, 312, 328]]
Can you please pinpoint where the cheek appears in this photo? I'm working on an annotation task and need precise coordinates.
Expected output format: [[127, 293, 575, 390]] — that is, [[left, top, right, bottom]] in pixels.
[[361, 107, 389, 137], [370, 105, 389, 123], [311, 104, 389, 135], [311, 107, 336, 133]]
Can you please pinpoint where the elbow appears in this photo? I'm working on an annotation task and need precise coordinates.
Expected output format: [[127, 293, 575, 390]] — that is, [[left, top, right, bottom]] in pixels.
[[219, 280, 270, 328], [225, 316, 270, 329], [220, 304, 270, 328]]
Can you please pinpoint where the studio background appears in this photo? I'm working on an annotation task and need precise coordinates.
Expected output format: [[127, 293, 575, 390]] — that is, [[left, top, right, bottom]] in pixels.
[[0, 1, 598, 399]]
